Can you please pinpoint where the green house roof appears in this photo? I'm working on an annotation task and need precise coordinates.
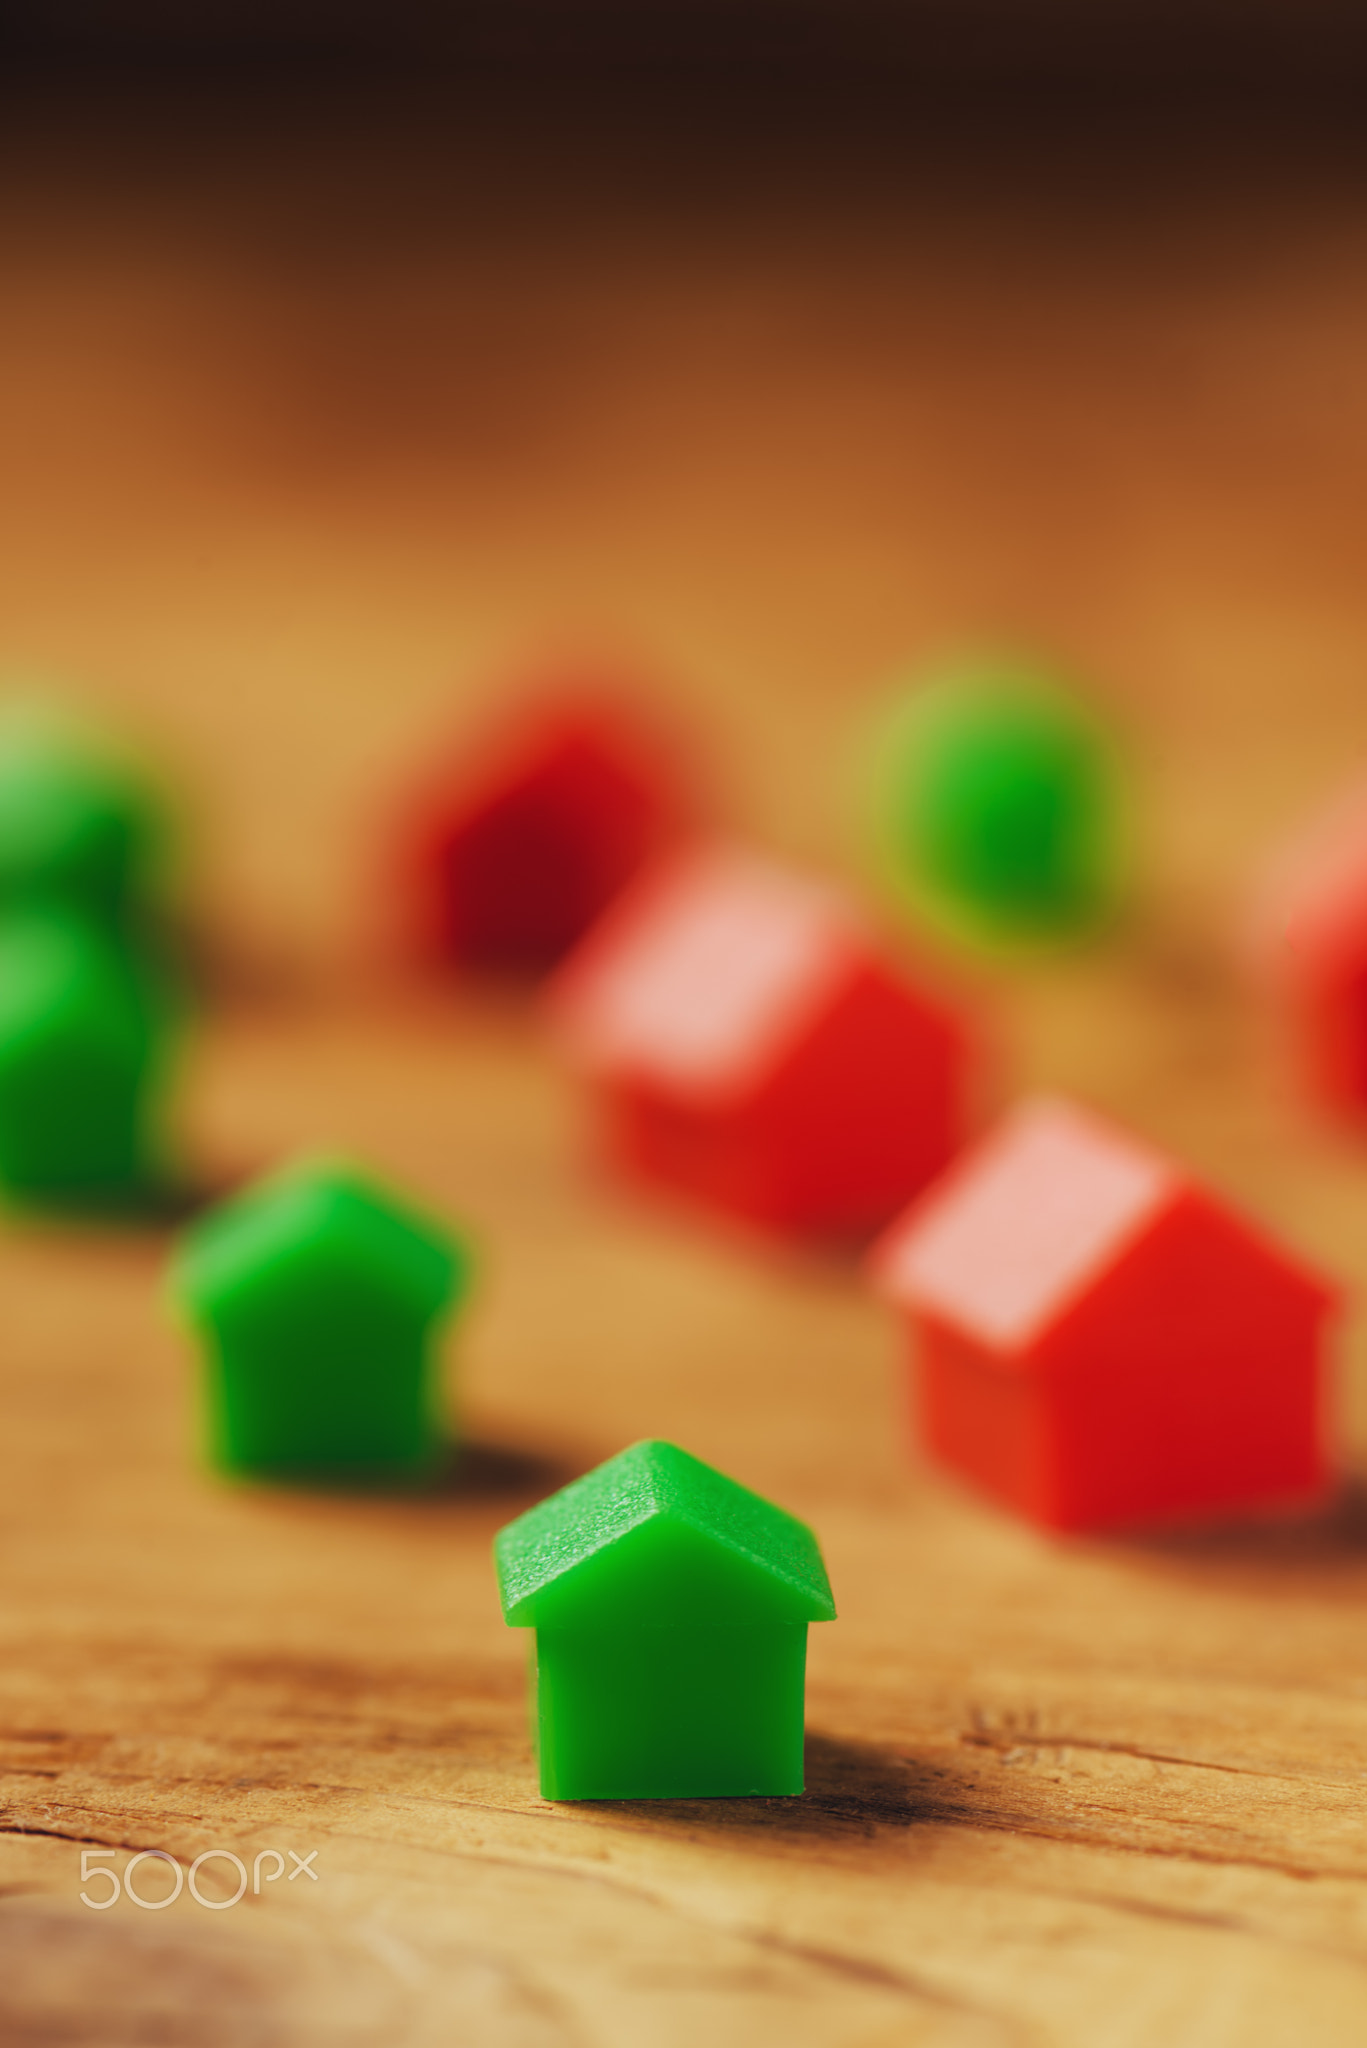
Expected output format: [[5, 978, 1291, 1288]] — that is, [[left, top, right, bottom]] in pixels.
[[0, 713, 167, 926], [869, 654, 1123, 952], [495, 1440, 836, 1629], [171, 1157, 467, 1335]]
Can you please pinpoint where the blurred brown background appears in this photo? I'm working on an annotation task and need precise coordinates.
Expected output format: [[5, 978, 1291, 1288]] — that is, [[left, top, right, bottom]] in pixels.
[[2, 15, 1367, 972]]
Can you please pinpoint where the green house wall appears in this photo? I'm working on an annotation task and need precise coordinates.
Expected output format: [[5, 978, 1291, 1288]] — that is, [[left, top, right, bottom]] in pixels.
[[532, 1622, 809, 1799], [202, 1320, 443, 1480]]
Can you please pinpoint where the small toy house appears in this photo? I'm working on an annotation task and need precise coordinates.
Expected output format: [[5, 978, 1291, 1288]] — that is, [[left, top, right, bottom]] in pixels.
[[1246, 775, 1367, 1118], [494, 1439, 836, 1800], [870, 657, 1123, 950], [870, 1096, 1336, 1532], [393, 681, 686, 975], [0, 710, 167, 931], [171, 1159, 468, 1482], [546, 844, 971, 1234], [0, 911, 173, 1205]]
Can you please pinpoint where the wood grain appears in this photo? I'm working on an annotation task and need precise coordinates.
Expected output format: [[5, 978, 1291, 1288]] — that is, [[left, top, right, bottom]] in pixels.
[[4, 95, 1367, 2046]]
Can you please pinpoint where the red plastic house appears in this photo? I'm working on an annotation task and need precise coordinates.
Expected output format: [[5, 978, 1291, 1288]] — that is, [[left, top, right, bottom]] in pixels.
[[870, 1096, 1336, 1531], [546, 843, 971, 1234], [1247, 774, 1367, 1118], [393, 680, 686, 975]]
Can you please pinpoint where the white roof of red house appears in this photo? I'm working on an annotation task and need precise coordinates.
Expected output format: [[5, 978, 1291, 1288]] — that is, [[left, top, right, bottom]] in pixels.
[[1246, 773, 1367, 986], [546, 844, 868, 1101], [871, 1097, 1182, 1351]]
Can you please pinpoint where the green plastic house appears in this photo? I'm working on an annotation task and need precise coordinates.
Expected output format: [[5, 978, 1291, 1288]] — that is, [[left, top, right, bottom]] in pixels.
[[170, 1158, 469, 1483], [0, 712, 168, 931], [494, 1440, 836, 1801], [0, 911, 176, 1206], [870, 654, 1124, 950]]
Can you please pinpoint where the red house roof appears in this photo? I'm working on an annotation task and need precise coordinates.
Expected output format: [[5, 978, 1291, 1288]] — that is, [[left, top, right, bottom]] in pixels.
[[871, 1096, 1328, 1355], [546, 845, 869, 1104]]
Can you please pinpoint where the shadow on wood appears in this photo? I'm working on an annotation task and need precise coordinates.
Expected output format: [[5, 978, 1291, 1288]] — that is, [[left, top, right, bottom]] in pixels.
[[437, 1436, 581, 1502], [1088, 1474, 1367, 1591], [596, 1731, 983, 1841]]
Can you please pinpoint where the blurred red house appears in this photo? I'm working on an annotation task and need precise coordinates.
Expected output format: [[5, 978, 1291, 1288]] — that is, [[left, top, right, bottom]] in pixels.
[[1247, 774, 1367, 1119], [393, 681, 687, 975], [547, 842, 971, 1233]]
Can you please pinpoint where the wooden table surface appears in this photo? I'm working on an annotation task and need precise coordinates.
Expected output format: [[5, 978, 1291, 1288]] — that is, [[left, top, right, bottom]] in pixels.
[[5, 91, 1367, 2047]]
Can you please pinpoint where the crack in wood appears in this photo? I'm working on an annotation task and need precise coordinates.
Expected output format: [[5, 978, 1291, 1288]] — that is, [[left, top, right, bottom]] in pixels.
[[0, 1822, 173, 1857], [958, 1729, 1318, 1783], [744, 1928, 1041, 2043], [962, 1809, 1367, 1885]]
